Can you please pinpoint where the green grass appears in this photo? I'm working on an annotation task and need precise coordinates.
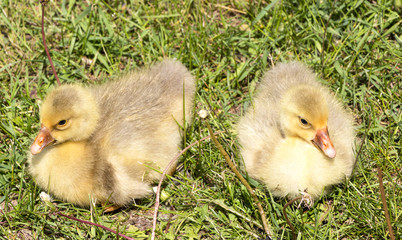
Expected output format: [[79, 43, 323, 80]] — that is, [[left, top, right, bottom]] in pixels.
[[0, 0, 401, 239]]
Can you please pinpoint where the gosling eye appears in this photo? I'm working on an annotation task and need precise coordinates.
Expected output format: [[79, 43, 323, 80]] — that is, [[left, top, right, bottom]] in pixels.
[[298, 117, 311, 128], [55, 119, 70, 130], [58, 120, 67, 126]]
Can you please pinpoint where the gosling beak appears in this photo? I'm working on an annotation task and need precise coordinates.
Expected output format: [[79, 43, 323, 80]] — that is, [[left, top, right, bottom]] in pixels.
[[312, 127, 336, 158], [30, 125, 55, 155]]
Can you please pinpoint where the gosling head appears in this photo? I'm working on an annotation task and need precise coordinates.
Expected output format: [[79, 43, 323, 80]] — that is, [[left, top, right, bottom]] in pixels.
[[30, 85, 100, 155], [280, 85, 336, 158]]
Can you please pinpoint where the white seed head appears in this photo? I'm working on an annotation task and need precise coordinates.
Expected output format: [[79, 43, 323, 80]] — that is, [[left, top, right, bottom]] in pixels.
[[198, 110, 208, 119], [39, 192, 53, 203]]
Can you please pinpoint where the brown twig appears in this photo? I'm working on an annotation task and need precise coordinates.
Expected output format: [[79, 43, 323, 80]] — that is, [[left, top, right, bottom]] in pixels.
[[205, 121, 274, 239], [377, 166, 395, 240], [150, 131, 223, 240], [40, 0, 61, 86], [282, 196, 302, 240], [57, 212, 136, 240]]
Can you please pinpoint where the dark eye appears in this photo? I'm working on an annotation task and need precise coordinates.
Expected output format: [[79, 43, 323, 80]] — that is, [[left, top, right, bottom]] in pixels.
[[299, 117, 309, 126], [57, 120, 67, 126], [55, 119, 70, 130]]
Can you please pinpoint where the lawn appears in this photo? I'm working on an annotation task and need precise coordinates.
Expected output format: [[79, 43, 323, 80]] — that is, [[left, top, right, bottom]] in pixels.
[[0, 0, 401, 239]]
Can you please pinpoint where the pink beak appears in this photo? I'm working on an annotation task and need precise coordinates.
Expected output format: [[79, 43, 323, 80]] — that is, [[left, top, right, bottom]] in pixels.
[[30, 125, 55, 155], [312, 127, 336, 158]]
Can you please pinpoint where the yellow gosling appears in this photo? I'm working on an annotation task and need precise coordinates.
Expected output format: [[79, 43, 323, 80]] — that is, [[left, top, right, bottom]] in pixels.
[[28, 59, 196, 207], [238, 62, 355, 199]]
